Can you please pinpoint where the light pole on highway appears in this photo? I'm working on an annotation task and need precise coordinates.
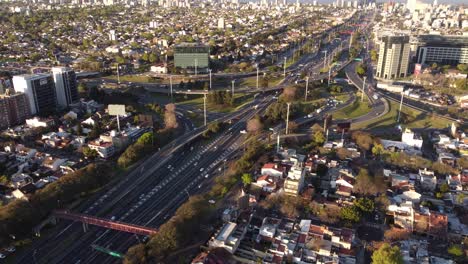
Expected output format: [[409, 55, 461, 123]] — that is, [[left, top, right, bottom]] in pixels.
[[231, 80, 235, 97], [283, 57, 287, 78], [323, 50, 328, 69], [285, 102, 291, 135], [194, 58, 198, 77], [116, 63, 121, 84], [256, 64, 259, 89], [305, 76, 309, 101], [169, 75, 173, 102], [328, 62, 340, 87], [362, 76, 367, 102], [208, 69, 212, 91], [203, 94, 207, 126], [397, 91, 404, 123], [185, 189, 190, 199]]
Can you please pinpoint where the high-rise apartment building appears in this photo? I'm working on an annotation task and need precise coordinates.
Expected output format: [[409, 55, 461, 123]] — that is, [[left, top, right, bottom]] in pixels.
[[415, 35, 468, 65], [0, 90, 31, 129], [12, 74, 57, 115], [376, 34, 411, 80], [52, 67, 79, 108]]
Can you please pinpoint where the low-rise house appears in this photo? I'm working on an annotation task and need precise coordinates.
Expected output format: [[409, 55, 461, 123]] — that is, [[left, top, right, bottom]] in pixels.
[[25, 117, 55, 128], [10, 173, 33, 189], [150, 64, 168, 73], [253, 175, 277, 193], [208, 222, 247, 254], [261, 163, 285, 178], [42, 156, 67, 171], [16, 147, 37, 163], [257, 217, 280, 242], [88, 140, 115, 159], [419, 168, 437, 191], [401, 128, 423, 149], [334, 169, 355, 197]]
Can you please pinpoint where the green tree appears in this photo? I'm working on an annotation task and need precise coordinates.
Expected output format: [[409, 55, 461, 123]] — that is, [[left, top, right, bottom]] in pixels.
[[149, 53, 158, 63], [0, 175, 9, 185], [82, 146, 98, 159], [370, 50, 378, 62], [372, 143, 385, 157], [241, 173, 253, 187], [354, 198, 375, 213], [356, 64, 366, 76], [354, 168, 379, 196], [78, 83, 88, 94], [115, 56, 125, 64], [372, 243, 404, 264], [457, 64, 468, 74], [76, 123, 83, 136], [447, 244, 464, 258], [312, 130, 326, 146], [439, 183, 450, 193], [340, 206, 361, 223]]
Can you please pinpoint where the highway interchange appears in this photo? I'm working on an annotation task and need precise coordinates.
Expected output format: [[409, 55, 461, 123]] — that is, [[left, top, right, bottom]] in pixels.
[[13, 11, 392, 264]]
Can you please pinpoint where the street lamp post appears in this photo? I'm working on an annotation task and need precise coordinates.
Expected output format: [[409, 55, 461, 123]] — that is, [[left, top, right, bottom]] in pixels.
[[362, 76, 367, 102], [285, 102, 291, 135], [305, 76, 309, 101], [208, 69, 212, 90], [203, 94, 207, 126], [323, 50, 327, 69], [194, 58, 198, 77], [256, 64, 259, 89], [169, 75, 173, 102], [397, 91, 404, 123], [231, 80, 235, 97], [116, 63, 120, 84], [283, 57, 287, 77]]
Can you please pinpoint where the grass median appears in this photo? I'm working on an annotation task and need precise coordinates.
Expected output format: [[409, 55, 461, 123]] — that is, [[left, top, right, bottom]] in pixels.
[[333, 92, 370, 120], [353, 100, 451, 130]]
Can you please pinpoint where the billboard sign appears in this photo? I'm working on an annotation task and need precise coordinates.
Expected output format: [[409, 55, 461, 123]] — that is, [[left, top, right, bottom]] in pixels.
[[108, 104, 126, 116], [414, 64, 422, 76]]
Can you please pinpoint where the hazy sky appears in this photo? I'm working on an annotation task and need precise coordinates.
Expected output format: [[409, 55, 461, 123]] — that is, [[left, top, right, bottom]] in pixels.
[[303, 0, 467, 5]]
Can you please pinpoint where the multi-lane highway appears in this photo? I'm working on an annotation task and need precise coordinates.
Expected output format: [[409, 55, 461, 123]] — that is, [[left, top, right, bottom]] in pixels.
[[16, 94, 274, 264], [13, 12, 376, 264]]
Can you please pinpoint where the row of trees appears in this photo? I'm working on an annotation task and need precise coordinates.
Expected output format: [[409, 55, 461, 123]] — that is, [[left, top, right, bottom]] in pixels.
[[124, 140, 267, 263], [206, 91, 234, 107], [0, 163, 113, 245]]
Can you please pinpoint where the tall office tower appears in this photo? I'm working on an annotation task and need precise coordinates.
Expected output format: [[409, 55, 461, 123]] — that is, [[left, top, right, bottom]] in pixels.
[[0, 90, 31, 129], [52, 67, 79, 108], [12, 74, 57, 115], [376, 34, 411, 80]]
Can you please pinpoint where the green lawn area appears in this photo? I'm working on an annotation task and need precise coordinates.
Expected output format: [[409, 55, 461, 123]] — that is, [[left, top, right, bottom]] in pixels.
[[333, 93, 370, 120], [178, 93, 255, 113], [333, 93, 350, 104], [353, 100, 452, 130], [240, 75, 283, 88], [107, 74, 154, 83]]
